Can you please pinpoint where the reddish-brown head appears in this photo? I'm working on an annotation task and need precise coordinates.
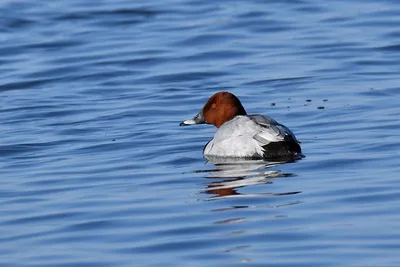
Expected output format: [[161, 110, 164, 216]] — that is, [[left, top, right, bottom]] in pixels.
[[180, 91, 247, 128], [201, 92, 247, 128]]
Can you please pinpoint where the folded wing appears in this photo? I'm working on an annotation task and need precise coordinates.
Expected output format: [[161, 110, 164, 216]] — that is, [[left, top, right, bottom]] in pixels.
[[249, 115, 301, 157]]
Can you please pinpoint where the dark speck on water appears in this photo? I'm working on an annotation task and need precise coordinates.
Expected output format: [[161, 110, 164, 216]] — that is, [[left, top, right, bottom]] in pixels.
[[1, 0, 400, 267]]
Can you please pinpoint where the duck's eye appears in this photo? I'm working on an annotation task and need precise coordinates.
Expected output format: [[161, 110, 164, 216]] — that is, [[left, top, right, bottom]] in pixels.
[[211, 103, 217, 108]]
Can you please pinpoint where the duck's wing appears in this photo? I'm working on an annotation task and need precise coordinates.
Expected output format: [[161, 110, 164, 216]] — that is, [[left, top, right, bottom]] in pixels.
[[248, 114, 299, 145]]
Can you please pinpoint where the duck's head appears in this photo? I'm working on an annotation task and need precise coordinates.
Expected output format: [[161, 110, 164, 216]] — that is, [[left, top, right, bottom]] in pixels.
[[180, 91, 247, 128]]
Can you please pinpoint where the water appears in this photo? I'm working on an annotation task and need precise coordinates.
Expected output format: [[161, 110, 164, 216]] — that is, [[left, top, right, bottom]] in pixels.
[[1, 0, 400, 266]]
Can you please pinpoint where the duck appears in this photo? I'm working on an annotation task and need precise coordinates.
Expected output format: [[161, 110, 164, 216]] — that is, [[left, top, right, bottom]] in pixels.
[[180, 91, 302, 159]]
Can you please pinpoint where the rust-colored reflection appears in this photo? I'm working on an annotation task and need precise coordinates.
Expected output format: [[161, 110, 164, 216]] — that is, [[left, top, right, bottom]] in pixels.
[[199, 156, 301, 198]]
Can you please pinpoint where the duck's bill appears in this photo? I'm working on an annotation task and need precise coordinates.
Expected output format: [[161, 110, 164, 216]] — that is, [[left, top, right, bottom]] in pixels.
[[179, 112, 205, 126]]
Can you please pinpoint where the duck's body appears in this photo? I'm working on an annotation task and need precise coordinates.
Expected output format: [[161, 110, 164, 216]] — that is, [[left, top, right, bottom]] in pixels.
[[204, 115, 300, 158], [180, 92, 301, 159]]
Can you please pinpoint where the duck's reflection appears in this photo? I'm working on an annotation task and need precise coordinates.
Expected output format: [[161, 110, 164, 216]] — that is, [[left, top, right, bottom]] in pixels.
[[194, 156, 303, 261], [198, 155, 302, 198]]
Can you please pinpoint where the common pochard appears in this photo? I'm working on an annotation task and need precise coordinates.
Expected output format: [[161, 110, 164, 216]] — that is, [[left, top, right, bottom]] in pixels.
[[180, 91, 302, 159]]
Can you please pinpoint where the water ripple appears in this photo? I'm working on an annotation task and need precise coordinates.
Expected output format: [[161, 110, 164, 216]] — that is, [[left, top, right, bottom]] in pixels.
[[1, 0, 400, 266]]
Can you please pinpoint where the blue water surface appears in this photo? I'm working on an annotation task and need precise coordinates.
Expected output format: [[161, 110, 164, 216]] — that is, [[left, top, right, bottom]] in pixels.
[[1, 0, 400, 266]]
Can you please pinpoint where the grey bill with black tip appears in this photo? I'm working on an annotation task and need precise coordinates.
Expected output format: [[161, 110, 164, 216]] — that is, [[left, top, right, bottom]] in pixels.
[[179, 112, 205, 126]]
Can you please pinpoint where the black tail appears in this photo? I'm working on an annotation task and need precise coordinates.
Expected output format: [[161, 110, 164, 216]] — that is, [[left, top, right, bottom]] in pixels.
[[262, 141, 301, 158]]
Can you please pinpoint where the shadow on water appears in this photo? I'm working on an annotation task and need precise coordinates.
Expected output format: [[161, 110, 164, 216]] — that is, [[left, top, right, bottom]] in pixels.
[[195, 156, 303, 199]]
